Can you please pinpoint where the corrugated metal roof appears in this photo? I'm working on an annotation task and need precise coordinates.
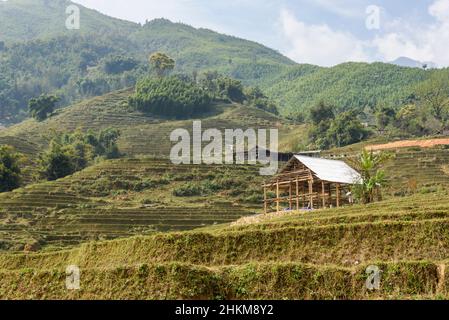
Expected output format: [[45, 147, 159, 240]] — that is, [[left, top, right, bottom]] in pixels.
[[294, 155, 362, 184]]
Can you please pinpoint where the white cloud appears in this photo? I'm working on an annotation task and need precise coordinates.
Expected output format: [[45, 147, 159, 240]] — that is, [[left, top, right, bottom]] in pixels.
[[371, 33, 434, 63], [279, 9, 369, 66], [280, 1, 449, 67], [429, 0, 449, 22], [306, 0, 364, 18], [371, 0, 449, 67]]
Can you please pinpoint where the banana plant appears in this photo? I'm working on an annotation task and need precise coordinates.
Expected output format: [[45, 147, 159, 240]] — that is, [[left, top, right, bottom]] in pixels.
[[349, 149, 390, 204]]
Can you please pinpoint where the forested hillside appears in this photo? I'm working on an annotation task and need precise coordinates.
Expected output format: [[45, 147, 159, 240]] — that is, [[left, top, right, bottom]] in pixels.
[[261, 62, 444, 117], [0, 1, 294, 124], [0, 0, 448, 126]]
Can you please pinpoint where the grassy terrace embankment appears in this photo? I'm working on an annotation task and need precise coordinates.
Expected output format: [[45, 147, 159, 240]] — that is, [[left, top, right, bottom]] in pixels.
[[0, 192, 449, 299]]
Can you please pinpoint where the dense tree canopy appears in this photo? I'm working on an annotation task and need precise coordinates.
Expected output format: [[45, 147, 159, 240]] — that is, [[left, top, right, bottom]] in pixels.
[[38, 129, 121, 181], [28, 94, 60, 121], [308, 102, 369, 149], [416, 72, 449, 131], [130, 76, 212, 118], [103, 55, 138, 75], [0, 145, 21, 192], [309, 101, 335, 125]]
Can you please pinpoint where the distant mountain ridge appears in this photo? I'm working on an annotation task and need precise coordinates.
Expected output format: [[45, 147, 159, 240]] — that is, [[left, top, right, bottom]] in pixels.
[[389, 57, 437, 69]]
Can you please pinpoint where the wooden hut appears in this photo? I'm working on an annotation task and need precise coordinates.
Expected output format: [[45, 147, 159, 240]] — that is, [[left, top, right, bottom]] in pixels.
[[263, 155, 361, 213]]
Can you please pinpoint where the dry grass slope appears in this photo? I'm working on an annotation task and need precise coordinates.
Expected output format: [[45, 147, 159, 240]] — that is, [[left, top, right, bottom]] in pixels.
[[0, 88, 300, 158], [0, 192, 449, 299]]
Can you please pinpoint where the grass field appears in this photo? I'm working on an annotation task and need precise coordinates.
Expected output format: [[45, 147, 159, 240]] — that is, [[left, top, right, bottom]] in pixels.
[[0, 154, 447, 298], [0, 192, 449, 299]]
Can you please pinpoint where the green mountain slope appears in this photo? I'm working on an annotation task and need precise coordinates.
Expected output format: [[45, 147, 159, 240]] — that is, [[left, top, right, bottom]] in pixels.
[[0, 1, 294, 124], [262, 62, 438, 116], [1, 0, 448, 126], [129, 19, 294, 80], [0, 0, 137, 42]]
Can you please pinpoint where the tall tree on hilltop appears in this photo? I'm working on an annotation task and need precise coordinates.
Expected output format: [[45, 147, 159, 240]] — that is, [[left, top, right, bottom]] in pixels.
[[148, 52, 175, 77], [28, 94, 60, 121]]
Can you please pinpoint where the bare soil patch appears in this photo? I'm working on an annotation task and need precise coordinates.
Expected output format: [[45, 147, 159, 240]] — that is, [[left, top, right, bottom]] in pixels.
[[366, 138, 449, 151]]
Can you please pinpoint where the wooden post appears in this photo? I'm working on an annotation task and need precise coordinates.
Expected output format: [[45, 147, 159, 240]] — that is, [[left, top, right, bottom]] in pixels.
[[302, 184, 305, 209], [275, 181, 279, 213], [336, 183, 340, 208], [328, 183, 332, 207], [308, 179, 313, 209], [295, 178, 299, 211], [322, 181, 326, 208], [263, 185, 267, 214], [289, 181, 292, 210]]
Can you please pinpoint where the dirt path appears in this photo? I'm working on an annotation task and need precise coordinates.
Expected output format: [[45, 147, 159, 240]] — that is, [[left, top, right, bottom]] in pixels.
[[366, 138, 449, 151]]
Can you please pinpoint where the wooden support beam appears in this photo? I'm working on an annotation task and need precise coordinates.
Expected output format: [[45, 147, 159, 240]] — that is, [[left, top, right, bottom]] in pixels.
[[328, 183, 332, 207], [302, 184, 305, 208], [336, 183, 340, 208], [265, 193, 319, 203], [295, 178, 299, 211], [289, 181, 292, 209], [276, 179, 280, 213], [263, 185, 267, 214], [262, 176, 310, 188], [322, 181, 326, 208], [308, 179, 313, 209]]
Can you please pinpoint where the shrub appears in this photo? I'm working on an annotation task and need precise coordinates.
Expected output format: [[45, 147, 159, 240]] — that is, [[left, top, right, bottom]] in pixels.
[[173, 183, 203, 197], [0, 145, 22, 192], [38, 128, 121, 180], [38, 142, 77, 181], [28, 94, 60, 121]]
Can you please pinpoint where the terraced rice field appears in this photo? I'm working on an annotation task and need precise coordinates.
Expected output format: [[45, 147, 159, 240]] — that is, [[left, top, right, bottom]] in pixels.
[[0, 144, 447, 252], [0, 192, 449, 299], [325, 147, 449, 194], [382, 148, 449, 193], [0, 158, 262, 251], [0, 89, 295, 158]]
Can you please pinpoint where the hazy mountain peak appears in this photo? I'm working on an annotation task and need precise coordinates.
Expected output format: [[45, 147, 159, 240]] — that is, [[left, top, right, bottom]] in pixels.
[[389, 56, 437, 69]]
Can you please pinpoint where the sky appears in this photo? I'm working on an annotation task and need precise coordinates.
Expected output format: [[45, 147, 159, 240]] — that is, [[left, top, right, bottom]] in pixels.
[[73, 0, 449, 67]]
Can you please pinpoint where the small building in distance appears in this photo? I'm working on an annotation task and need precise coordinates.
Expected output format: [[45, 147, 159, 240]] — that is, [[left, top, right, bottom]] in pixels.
[[263, 155, 361, 213], [296, 150, 322, 158], [234, 145, 295, 163]]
